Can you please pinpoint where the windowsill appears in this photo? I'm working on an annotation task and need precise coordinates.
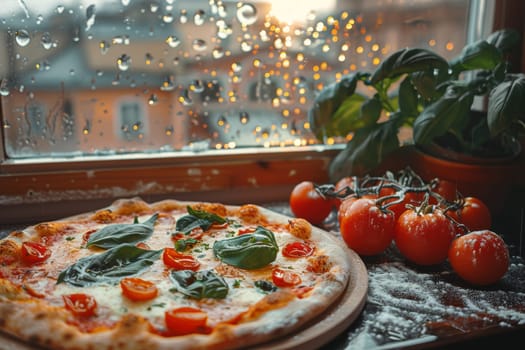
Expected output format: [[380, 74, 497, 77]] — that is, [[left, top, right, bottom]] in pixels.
[[0, 145, 342, 224]]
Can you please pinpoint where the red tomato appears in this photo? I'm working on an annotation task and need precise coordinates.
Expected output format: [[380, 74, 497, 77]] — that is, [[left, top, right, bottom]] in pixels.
[[282, 241, 314, 258], [171, 231, 204, 242], [448, 230, 509, 286], [162, 248, 200, 271], [430, 179, 458, 204], [339, 198, 396, 256], [135, 242, 151, 250], [63, 293, 97, 317], [238, 226, 256, 235], [394, 208, 455, 265], [272, 268, 302, 287], [337, 193, 378, 224], [383, 190, 425, 220], [289, 181, 333, 225], [453, 197, 492, 232], [20, 241, 51, 264], [165, 307, 209, 335], [120, 277, 158, 302]]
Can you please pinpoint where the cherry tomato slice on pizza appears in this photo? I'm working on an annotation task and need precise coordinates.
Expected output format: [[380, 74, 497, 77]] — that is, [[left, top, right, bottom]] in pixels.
[[282, 241, 314, 258], [272, 268, 302, 287], [162, 248, 200, 271], [63, 293, 97, 317], [165, 307, 209, 335], [20, 241, 51, 264], [120, 277, 158, 302]]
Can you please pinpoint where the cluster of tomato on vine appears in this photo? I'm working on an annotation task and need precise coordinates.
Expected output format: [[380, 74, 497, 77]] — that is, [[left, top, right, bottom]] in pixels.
[[289, 167, 509, 286]]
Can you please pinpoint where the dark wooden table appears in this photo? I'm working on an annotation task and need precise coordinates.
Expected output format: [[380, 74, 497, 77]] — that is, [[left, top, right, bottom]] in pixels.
[[1, 201, 524, 350]]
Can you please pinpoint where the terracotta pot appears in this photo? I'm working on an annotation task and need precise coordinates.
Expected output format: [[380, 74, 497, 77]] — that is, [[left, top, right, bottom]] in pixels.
[[405, 143, 525, 216]]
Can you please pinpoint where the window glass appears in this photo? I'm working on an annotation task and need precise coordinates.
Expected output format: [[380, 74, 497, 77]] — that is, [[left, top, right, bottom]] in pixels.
[[0, 0, 471, 159]]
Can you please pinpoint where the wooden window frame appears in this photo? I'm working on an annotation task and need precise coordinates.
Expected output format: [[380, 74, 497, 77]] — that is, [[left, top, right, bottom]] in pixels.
[[0, 146, 340, 224]]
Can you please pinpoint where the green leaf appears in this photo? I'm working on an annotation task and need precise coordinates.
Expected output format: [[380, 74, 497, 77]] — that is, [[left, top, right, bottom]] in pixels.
[[370, 48, 449, 85], [254, 280, 277, 294], [170, 270, 229, 299], [328, 93, 383, 136], [398, 76, 419, 117], [450, 40, 502, 72], [486, 29, 521, 54], [410, 70, 443, 102], [175, 206, 226, 235], [213, 226, 278, 270], [57, 244, 162, 286], [329, 118, 401, 180], [413, 84, 474, 145], [175, 238, 199, 252], [86, 214, 158, 249], [487, 74, 525, 136], [308, 73, 369, 139]]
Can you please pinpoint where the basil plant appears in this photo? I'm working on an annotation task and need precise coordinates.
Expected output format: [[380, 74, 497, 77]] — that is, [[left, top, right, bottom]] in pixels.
[[309, 29, 525, 181]]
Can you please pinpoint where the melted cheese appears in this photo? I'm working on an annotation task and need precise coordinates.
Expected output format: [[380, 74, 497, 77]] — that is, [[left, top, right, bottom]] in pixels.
[[1, 202, 331, 332]]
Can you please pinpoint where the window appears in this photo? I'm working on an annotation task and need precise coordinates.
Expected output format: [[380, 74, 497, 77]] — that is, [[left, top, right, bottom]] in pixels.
[[118, 100, 146, 141], [1, 0, 513, 223], [1, 0, 478, 159]]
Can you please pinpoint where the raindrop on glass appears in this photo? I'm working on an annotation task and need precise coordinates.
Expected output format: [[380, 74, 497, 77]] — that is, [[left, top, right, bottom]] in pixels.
[[15, 30, 31, 47], [112, 35, 130, 45], [145, 53, 154, 65], [192, 39, 207, 52], [166, 35, 181, 48], [160, 76, 175, 91], [194, 10, 206, 25], [162, 13, 174, 23], [85, 4, 96, 31], [148, 94, 158, 105], [117, 54, 131, 71], [150, 2, 159, 13], [240, 40, 253, 52], [179, 10, 188, 24], [99, 40, 109, 54], [121, 0, 130, 6], [41, 32, 53, 50], [179, 89, 193, 106], [165, 125, 174, 136], [56, 5, 65, 14], [190, 80, 204, 93], [217, 115, 227, 127], [212, 47, 224, 59], [231, 62, 242, 73], [216, 20, 232, 39], [82, 120, 91, 135], [240, 112, 250, 124], [0, 78, 10, 97], [236, 3, 257, 26]]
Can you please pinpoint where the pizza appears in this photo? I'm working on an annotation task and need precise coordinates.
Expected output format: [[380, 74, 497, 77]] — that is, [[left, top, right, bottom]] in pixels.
[[0, 197, 353, 350]]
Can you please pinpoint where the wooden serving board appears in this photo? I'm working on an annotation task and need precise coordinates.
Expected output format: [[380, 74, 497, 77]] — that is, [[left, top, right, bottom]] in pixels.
[[255, 245, 368, 350]]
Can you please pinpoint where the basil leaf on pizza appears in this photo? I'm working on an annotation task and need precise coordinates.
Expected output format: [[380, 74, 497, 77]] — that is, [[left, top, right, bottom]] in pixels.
[[175, 206, 227, 234], [57, 243, 162, 286], [86, 214, 158, 249], [170, 270, 229, 299], [213, 226, 278, 269]]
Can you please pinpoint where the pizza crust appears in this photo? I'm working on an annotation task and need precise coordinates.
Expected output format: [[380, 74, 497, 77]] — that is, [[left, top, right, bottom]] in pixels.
[[0, 197, 353, 350]]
